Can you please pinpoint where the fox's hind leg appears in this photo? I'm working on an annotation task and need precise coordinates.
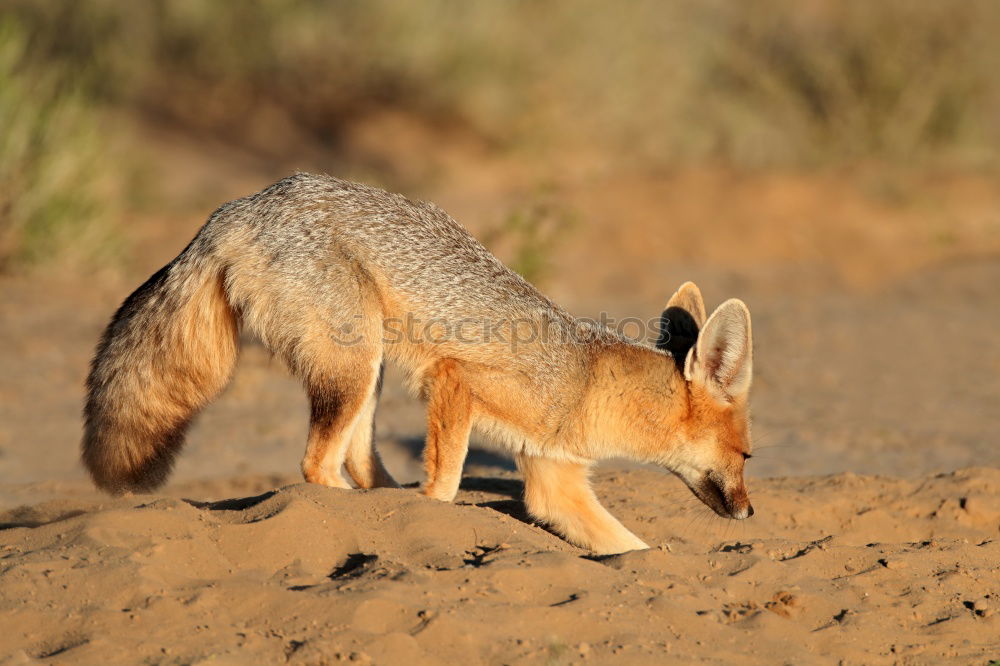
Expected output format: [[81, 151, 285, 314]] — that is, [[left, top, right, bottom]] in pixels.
[[229, 250, 391, 490], [517, 454, 648, 555], [422, 359, 473, 501], [300, 341, 383, 490], [344, 364, 400, 489]]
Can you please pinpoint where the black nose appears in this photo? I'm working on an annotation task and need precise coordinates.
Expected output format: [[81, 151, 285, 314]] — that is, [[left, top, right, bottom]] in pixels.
[[747, 504, 755, 517]]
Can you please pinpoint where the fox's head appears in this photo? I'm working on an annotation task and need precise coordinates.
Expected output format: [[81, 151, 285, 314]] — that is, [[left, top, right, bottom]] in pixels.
[[656, 282, 754, 520]]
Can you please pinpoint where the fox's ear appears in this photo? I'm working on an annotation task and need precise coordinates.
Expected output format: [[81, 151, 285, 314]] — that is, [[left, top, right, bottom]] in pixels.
[[665, 281, 707, 327], [685, 298, 752, 402], [657, 281, 707, 371]]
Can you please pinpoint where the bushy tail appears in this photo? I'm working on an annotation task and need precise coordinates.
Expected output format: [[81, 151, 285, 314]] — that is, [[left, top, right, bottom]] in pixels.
[[82, 251, 239, 494]]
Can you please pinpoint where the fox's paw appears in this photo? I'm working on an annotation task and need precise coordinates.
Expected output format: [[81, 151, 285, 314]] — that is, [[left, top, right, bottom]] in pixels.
[[587, 534, 650, 556], [421, 484, 457, 502], [302, 467, 352, 489]]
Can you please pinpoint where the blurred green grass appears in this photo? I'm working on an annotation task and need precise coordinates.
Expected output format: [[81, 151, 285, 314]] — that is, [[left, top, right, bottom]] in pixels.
[[0, 17, 119, 271], [3, 0, 999, 268], [485, 192, 577, 286]]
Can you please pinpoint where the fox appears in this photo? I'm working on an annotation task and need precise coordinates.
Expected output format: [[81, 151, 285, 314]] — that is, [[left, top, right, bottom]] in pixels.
[[83, 173, 754, 555]]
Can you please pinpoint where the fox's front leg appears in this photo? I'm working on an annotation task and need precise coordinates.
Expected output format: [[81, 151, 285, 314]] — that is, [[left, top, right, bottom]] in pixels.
[[517, 454, 648, 555], [422, 360, 473, 501]]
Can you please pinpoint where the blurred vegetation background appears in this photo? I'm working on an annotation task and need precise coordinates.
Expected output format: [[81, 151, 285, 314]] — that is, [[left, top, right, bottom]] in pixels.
[[2, 0, 999, 271]]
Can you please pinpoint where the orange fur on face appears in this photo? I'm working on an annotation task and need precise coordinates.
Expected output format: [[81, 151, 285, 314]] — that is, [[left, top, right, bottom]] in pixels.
[[685, 385, 752, 458], [674, 385, 753, 517]]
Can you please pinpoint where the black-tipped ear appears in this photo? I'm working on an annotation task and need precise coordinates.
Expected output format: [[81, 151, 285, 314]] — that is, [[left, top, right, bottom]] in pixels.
[[656, 282, 706, 371], [657, 307, 699, 371]]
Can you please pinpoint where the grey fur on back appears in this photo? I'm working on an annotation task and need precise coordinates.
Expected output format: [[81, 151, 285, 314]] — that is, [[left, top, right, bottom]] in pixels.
[[211, 174, 563, 317], [196, 173, 615, 383]]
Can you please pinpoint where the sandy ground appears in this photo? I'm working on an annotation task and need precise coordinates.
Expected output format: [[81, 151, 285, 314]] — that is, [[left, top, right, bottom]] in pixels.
[[1, 121, 999, 663], [1, 469, 998, 664]]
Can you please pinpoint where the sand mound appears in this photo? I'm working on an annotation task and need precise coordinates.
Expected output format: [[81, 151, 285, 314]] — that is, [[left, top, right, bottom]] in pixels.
[[1, 468, 998, 664]]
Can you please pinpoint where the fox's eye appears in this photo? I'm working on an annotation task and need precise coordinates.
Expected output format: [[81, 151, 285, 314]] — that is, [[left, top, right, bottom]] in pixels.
[[742, 453, 752, 461]]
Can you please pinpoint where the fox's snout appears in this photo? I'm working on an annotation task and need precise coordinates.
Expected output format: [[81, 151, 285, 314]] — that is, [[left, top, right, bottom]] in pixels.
[[726, 480, 753, 520], [692, 472, 753, 520]]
